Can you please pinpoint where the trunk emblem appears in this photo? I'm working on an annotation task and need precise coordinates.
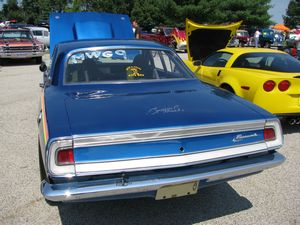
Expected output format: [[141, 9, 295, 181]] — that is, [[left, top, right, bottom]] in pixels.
[[233, 133, 258, 143]]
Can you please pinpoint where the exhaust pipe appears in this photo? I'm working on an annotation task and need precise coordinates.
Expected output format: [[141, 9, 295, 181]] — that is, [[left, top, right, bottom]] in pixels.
[[288, 118, 300, 125], [289, 119, 296, 125]]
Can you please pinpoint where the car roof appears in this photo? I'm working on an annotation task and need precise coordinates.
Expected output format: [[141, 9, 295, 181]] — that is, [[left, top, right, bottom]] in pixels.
[[27, 26, 49, 31], [1, 28, 30, 32], [219, 47, 286, 55], [55, 39, 170, 55]]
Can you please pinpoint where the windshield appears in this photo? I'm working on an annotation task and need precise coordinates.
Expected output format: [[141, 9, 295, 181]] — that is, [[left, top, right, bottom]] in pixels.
[[232, 52, 300, 72], [1, 30, 32, 39], [65, 49, 193, 84], [164, 28, 173, 35]]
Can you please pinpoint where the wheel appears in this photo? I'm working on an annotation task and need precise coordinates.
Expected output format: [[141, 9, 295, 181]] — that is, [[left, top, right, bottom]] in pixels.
[[35, 57, 42, 64], [221, 84, 235, 94]]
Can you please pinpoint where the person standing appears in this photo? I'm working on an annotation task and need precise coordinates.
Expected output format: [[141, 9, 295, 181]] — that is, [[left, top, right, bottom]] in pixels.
[[254, 29, 261, 48], [295, 33, 300, 59], [132, 20, 141, 39]]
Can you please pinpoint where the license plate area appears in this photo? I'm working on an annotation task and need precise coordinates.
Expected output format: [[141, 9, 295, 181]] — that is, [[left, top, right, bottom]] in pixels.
[[155, 181, 199, 200]]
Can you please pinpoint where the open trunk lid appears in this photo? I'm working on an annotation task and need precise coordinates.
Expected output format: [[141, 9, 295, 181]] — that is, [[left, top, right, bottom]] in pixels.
[[186, 19, 241, 61]]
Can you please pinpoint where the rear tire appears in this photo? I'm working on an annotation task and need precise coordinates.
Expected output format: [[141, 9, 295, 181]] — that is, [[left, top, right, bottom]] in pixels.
[[221, 84, 235, 94]]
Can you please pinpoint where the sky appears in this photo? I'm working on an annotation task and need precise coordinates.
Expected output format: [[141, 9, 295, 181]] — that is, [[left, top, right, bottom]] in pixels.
[[268, 0, 290, 24]]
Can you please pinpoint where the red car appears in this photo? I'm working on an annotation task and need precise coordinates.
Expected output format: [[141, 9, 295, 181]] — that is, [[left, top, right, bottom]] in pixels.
[[0, 28, 45, 65], [141, 26, 186, 51]]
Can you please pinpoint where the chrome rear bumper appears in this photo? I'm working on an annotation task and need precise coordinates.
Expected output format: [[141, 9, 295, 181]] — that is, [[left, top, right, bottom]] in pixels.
[[0, 52, 44, 59], [41, 152, 284, 203]]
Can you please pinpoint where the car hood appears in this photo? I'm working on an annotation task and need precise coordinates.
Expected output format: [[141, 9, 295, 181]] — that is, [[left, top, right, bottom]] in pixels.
[[186, 19, 241, 61], [62, 80, 269, 136], [0, 38, 36, 46]]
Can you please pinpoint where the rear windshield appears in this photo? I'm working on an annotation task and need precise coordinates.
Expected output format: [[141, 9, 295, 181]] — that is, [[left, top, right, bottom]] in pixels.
[[65, 49, 193, 84], [232, 52, 300, 72]]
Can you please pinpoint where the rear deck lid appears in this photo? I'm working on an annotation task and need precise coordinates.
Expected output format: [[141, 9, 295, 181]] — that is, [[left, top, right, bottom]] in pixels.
[[186, 19, 241, 61]]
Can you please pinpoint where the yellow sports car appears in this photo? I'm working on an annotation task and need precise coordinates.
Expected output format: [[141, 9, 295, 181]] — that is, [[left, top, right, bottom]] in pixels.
[[184, 19, 300, 120]]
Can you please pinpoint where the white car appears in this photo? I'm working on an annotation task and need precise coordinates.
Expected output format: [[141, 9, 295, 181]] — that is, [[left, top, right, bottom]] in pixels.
[[27, 26, 50, 48]]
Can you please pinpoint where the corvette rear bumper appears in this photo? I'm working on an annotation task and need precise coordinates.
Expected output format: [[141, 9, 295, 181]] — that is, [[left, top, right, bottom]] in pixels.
[[41, 152, 284, 203]]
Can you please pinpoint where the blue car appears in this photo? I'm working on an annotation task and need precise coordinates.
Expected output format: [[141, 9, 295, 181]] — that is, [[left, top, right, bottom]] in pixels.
[[38, 12, 284, 204]]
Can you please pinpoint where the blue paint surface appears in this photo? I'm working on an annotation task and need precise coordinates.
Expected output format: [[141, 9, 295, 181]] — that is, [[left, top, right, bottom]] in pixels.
[[74, 130, 264, 163], [44, 37, 275, 146], [49, 12, 134, 56]]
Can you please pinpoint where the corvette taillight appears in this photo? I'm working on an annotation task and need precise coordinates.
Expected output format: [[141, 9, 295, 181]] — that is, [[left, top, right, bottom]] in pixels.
[[278, 80, 290, 92], [57, 148, 74, 165], [263, 80, 276, 92], [264, 127, 275, 141]]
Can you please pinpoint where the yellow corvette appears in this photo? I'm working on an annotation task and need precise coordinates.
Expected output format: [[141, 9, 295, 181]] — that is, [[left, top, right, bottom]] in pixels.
[[184, 19, 300, 120]]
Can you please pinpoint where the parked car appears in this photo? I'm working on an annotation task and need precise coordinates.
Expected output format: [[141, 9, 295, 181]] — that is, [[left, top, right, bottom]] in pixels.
[[235, 29, 250, 46], [184, 19, 300, 123], [273, 30, 284, 47], [141, 26, 186, 51], [0, 28, 44, 64], [259, 29, 274, 48], [26, 26, 50, 48], [38, 12, 284, 205]]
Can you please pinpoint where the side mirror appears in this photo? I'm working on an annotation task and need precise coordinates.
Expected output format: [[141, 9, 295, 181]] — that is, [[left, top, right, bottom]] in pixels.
[[193, 60, 202, 67], [39, 62, 47, 72]]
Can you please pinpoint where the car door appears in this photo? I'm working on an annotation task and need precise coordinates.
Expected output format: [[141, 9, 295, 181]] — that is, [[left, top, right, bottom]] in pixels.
[[198, 52, 232, 86]]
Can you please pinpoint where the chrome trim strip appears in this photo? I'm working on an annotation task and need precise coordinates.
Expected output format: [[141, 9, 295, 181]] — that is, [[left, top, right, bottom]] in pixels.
[[42, 152, 285, 202], [73, 120, 266, 148], [75, 142, 268, 176]]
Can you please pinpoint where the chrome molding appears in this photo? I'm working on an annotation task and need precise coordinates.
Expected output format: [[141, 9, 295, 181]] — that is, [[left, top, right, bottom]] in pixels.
[[75, 142, 268, 176], [73, 120, 266, 148]]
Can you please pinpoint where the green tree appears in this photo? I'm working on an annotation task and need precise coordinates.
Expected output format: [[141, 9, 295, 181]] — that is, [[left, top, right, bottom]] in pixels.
[[284, 0, 300, 28], [0, 0, 274, 30], [1, 0, 24, 22]]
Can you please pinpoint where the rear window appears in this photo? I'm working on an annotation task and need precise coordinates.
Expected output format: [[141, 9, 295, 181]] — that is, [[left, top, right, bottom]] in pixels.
[[202, 52, 232, 67], [232, 52, 300, 72], [65, 49, 193, 84]]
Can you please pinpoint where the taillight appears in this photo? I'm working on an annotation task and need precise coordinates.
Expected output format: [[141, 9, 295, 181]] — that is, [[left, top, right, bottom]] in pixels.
[[263, 80, 276, 92], [57, 148, 74, 165], [278, 80, 290, 92], [264, 127, 275, 141]]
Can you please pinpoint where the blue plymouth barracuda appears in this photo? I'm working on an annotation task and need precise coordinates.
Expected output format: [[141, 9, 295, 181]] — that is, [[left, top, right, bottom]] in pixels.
[[38, 12, 284, 204]]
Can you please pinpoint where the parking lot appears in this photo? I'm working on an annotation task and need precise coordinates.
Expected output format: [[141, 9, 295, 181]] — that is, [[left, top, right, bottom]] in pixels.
[[0, 54, 299, 225]]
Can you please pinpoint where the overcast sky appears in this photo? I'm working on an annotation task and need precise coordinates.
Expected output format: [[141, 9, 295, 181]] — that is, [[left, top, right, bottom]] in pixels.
[[269, 0, 290, 24]]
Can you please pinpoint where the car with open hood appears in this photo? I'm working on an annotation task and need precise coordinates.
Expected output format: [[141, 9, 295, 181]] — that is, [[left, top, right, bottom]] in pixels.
[[184, 19, 300, 124], [38, 12, 284, 205], [141, 26, 186, 51]]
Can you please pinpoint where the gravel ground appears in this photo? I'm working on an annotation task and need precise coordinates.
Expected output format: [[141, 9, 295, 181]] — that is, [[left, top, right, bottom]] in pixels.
[[0, 56, 299, 225]]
